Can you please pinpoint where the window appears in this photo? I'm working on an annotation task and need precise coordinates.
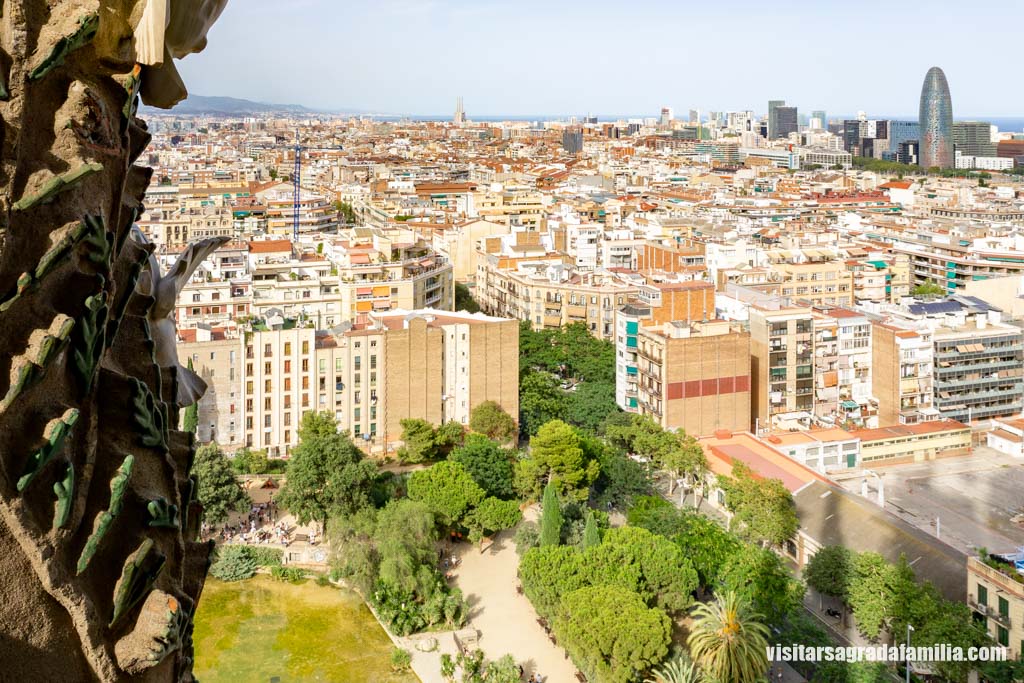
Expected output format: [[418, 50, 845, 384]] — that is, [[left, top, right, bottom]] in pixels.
[[998, 625, 1009, 647], [264, 380, 271, 393], [284, 378, 291, 391], [264, 343, 272, 357], [978, 584, 988, 606], [302, 377, 309, 390], [354, 356, 361, 371], [354, 408, 361, 420], [319, 359, 326, 373], [302, 341, 309, 354], [264, 397, 271, 410], [246, 381, 254, 394], [370, 355, 377, 370], [336, 358, 342, 372], [264, 362, 271, 374], [302, 359, 309, 372], [999, 596, 1009, 618], [284, 342, 292, 355]]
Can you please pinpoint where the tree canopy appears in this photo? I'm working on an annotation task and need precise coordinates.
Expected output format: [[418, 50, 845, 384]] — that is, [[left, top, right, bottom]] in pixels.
[[449, 434, 516, 500], [193, 443, 249, 525], [469, 401, 517, 442], [717, 461, 798, 546], [804, 545, 853, 601], [688, 590, 770, 683], [515, 420, 600, 501], [407, 460, 485, 526], [555, 585, 672, 683], [277, 412, 379, 528]]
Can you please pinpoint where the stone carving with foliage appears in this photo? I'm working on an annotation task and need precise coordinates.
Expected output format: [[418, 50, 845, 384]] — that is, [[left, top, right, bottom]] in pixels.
[[0, 2, 227, 680]]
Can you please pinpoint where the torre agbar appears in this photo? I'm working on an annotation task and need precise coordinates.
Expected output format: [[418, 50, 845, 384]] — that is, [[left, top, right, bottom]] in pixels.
[[919, 66, 955, 169]]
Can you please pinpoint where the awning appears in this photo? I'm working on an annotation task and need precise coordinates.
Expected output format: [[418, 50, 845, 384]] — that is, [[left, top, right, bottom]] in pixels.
[[842, 400, 859, 409], [356, 287, 372, 295]]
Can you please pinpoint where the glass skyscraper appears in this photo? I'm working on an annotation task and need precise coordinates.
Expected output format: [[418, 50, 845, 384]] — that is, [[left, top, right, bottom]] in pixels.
[[919, 66, 954, 169]]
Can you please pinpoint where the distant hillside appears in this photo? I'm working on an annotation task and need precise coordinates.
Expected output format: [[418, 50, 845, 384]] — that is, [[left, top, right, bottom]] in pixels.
[[144, 94, 317, 115]]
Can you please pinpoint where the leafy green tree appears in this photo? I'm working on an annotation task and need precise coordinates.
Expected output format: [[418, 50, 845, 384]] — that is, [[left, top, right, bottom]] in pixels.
[[454, 282, 481, 313], [193, 443, 250, 525], [469, 400, 517, 442], [660, 432, 707, 496], [277, 412, 379, 529], [329, 507, 380, 595], [675, 513, 744, 591], [209, 544, 257, 581], [564, 381, 619, 433], [230, 447, 269, 475], [717, 461, 798, 546], [450, 434, 516, 499], [627, 495, 685, 535], [518, 544, 588, 619], [375, 500, 439, 596], [592, 444, 653, 511], [847, 551, 894, 640], [804, 545, 854, 602], [516, 420, 600, 501], [390, 647, 412, 672], [581, 511, 601, 550], [688, 590, 770, 683], [555, 585, 672, 683], [518, 372, 566, 436], [911, 279, 945, 298], [398, 418, 440, 463], [813, 660, 893, 683], [465, 497, 522, 543], [538, 482, 563, 546], [436, 420, 466, 455], [588, 526, 699, 613], [513, 520, 539, 556], [407, 460, 485, 526], [718, 544, 804, 627]]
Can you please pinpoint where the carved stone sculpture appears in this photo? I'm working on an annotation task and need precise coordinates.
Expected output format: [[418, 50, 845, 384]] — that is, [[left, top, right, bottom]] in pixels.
[[0, 2, 226, 680], [134, 229, 230, 406]]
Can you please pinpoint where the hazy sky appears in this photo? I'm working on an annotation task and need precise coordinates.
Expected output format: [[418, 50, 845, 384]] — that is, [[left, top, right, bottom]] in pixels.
[[177, 0, 1024, 117]]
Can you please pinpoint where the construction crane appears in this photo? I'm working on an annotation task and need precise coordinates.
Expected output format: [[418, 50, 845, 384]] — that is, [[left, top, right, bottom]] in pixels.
[[288, 129, 344, 241]]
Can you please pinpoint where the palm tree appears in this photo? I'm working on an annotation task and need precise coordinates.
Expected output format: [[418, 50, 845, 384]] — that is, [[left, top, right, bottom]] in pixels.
[[687, 591, 770, 683], [647, 652, 702, 683]]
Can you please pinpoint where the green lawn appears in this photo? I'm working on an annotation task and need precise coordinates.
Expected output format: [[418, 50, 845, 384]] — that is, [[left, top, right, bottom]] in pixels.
[[193, 575, 419, 682]]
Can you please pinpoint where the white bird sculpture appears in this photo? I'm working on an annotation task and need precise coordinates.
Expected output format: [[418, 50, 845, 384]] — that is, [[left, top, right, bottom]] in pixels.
[[132, 227, 230, 407]]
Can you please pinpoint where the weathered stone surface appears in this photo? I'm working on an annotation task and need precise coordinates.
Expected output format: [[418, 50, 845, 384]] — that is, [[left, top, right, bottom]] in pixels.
[[0, 3, 227, 680]]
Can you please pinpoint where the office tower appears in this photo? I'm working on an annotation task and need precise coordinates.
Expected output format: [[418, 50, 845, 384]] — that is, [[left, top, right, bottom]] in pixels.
[[454, 96, 465, 125], [660, 106, 674, 126], [562, 127, 583, 154], [775, 106, 798, 139], [811, 110, 827, 129], [689, 109, 700, 123], [919, 66, 954, 169], [887, 121, 920, 156], [953, 121, 996, 157], [767, 100, 785, 138]]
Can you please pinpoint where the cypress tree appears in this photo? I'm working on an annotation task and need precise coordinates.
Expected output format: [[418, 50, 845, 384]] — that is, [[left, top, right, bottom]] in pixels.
[[539, 482, 563, 546], [581, 511, 601, 550]]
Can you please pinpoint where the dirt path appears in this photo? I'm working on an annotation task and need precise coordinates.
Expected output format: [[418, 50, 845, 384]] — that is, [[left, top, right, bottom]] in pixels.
[[451, 510, 579, 682]]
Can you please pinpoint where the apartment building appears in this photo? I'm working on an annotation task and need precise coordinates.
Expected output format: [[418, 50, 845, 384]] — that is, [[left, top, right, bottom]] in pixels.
[[968, 555, 1024, 658], [932, 318, 1024, 422], [770, 252, 855, 307], [176, 234, 454, 331], [811, 307, 875, 428], [872, 322, 937, 426], [749, 302, 815, 430], [264, 188, 339, 236], [617, 317, 750, 436], [177, 327, 241, 446], [238, 309, 518, 455], [876, 296, 1024, 423], [477, 259, 638, 340], [430, 218, 509, 281]]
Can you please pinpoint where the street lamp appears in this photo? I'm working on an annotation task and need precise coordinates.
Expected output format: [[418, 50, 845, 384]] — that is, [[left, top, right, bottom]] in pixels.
[[906, 623, 914, 683]]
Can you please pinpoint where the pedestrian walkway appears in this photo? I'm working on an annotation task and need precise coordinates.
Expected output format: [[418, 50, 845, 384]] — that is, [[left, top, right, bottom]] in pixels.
[[451, 507, 579, 682]]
